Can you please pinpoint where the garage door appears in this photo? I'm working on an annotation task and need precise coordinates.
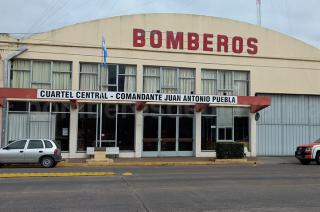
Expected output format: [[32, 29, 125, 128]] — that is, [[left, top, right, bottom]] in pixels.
[[257, 94, 320, 156]]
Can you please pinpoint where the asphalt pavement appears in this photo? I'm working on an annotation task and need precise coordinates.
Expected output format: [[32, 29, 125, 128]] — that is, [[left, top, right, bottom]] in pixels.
[[0, 160, 320, 212]]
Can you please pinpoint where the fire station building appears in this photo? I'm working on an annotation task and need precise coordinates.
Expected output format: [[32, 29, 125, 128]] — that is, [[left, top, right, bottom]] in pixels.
[[0, 14, 319, 159]]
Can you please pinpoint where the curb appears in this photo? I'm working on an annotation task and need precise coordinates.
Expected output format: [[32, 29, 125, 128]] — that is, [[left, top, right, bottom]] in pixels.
[[57, 159, 256, 167], [0, 172, 116, 178]]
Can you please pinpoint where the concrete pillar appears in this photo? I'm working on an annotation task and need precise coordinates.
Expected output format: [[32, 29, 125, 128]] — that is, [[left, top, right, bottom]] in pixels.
[[68, 61, 80, 158], [134, 64, 143, 158], [68, 108, 78, 158], [72, 60, 80, 90], [136, 64, 143, 93], [135, 111, 143, 158], [195, 66, 201, 95], [195, 112, 202, 157], [194, 66, 202, 157], [250, 113, 257, 157]]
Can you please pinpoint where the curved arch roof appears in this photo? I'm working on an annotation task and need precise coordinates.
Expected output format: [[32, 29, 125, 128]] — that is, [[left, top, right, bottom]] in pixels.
[[25, 13, 320, 60]]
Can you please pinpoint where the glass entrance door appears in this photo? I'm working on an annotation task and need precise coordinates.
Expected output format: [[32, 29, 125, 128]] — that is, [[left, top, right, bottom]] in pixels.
[[201, 116, 217, 150], [143, 116, 159, 152], [142, 106, 194, 157], [97, 104, 116, 148], [160, 116, 176, 153]]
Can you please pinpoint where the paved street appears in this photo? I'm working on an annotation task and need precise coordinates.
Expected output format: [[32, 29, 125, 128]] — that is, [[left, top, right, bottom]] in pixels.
[[1, 161, 320, 212]]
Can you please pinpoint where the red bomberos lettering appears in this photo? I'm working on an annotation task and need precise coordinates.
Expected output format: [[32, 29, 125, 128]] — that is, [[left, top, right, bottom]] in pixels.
[[133, 28, 258, 55]]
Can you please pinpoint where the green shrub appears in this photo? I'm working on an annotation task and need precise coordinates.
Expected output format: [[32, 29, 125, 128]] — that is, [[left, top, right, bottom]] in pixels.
[[216, 142, 244, 159]]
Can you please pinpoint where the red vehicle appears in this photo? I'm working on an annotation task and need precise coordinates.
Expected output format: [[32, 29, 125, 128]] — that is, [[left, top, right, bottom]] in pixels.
[[295, 139, 320, 165]]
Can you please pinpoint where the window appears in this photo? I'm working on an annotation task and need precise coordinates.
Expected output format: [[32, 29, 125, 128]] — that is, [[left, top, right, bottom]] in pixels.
[[234, 108, 250, 150], [161, 105, 177, 114], [79, 63, 98, 90], [143, 67, 160, 93], [201, 107, 217, 150], [179, 117, 193, 151], [98, 104, 135, 150], [10, 60, 71, 89], [234, 117, 249, 141], [143, 116, 158, 151], [27, 140, 44, 149], [30, 102, 51, 139], [201, 107, 249, 150], [100, 104, 117, 145], [201, 69, 248, 95], [217, 108, 233, 141], [52, 103, 70, 151], [77, 103, 135, 151], [143, 105, 160, 114], [118, 65, 136, 92], [8, 110, 28, 142], [143, 106, 194, 153], [11, 60, 30, 88], [78, 104, 97, 151], [218, 70, 233, 95], [233, 72, 249, 96], [52, 62, 72, 89], [32, 61, 51, 89], [117, 113, 135, 150], [143, 66, 195, 94], [101, 65, 117, 91], [179, 69, 195, 94], [8, 101, 28, 111], [218, 128, 232, 140], [44, 140, 53, 148], [116, 105, 135, 151], [7, 140, 27, 149], [202, 70, 217, 95], [80, 63, 136, 91], [161, 116, 176, 151], [161, 67, 177, 93], [30, 102, 50, 112], [179, 106, 194, 115], [7, 101, 70, 151]]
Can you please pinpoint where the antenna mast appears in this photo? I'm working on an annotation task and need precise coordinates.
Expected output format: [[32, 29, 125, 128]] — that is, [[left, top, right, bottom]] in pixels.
[[257, 0, 261, 26]]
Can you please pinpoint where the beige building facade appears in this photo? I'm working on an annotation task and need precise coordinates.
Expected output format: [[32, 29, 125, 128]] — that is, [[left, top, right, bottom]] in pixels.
[[1, 14, 320, 158]]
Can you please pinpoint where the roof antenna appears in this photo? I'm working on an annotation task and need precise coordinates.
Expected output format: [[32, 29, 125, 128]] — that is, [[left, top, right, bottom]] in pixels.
[[256, 0, 262, 26]]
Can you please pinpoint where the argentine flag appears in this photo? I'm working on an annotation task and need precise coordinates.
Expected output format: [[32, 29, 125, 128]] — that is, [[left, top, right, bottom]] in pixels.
[[102, 35, 107, 65]]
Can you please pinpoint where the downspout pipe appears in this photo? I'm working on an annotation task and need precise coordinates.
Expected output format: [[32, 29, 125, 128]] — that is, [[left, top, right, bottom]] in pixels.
[[1, 46, 28, 146], [3, 46, 28, 87]]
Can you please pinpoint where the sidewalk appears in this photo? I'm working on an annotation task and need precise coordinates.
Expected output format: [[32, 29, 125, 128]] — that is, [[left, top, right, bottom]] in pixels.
[[257, 156, 299, 165], [58, 157, 255, 167], [58, 156, 300, 167]]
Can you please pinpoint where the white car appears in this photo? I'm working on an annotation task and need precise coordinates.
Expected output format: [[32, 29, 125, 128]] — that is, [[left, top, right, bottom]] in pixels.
[[0, 139, 62, 168]]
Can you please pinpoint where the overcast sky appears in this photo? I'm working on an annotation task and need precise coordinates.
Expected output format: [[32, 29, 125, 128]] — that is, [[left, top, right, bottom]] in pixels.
[[0, 0, 319, 48]]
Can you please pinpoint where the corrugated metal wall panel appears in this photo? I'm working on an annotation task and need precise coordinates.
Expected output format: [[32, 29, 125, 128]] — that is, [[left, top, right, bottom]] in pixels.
[[309, 126, 320, 141], [259, 95, 282, 125], [282, 125, 309, 155], [282, 95, 308, 125], [308, 97, 320, 125], [257, 94, 320, 156], [257, 124, 283, 156]]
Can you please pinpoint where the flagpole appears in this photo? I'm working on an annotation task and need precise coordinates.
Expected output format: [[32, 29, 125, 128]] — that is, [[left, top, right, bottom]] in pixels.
[[102, 35, 107, 65]]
